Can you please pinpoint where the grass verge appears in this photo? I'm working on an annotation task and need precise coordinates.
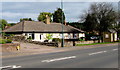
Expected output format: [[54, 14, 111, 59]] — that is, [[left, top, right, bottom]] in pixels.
[[76, 42, 119, 46]]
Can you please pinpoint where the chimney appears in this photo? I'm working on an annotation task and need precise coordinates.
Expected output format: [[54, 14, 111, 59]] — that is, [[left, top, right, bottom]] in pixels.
[[45, 15, 50, 24], [64, 20, 67, 25]]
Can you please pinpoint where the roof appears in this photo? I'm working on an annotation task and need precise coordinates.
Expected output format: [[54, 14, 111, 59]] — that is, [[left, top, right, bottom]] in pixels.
[[3, 21, 84, 33], [108, 29, 116, 33]]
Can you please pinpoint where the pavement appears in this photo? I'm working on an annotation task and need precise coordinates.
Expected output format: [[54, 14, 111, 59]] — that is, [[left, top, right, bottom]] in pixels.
[[1, 44, 119, 69], [1, 42, 119, 58]]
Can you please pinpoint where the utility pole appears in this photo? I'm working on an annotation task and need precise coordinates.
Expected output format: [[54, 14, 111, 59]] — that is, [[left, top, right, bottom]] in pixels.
[[61, 0, 64, 47]]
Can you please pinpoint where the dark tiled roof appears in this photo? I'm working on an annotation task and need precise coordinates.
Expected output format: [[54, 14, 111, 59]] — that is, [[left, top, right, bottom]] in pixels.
[[108, 29, 116, 33], [3, 21, 84, 33]]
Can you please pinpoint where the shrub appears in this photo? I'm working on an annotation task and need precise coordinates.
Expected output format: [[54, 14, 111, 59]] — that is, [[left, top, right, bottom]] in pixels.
[[27, 36, 32, 40], [46, 34, 53, 40], [118, 40, 120, 42], [0, 39, 6, 44], [52, 38, 61, 43], [0, 38, 12, 44], [44, 40, 48, 42], [5, 39, 12, 43], [79, 39, 84, 41]]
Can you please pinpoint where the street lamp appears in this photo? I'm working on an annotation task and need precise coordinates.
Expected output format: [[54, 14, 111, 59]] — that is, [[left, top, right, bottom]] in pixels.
[[61, 0, 64, 47]]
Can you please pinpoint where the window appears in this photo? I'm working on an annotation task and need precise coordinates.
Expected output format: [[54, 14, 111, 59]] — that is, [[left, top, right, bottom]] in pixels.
[[29, 33, 32, 35], [74, 33, 78, 39], [105, 34, 109, 38], [60, 33, 64, 39], [68, 33, 71, 38], [25, 33, 27, 36]]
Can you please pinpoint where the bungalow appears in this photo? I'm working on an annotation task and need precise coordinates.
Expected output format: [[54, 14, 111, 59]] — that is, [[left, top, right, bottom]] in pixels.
[[3, 16, 85, 42], [103, 29, 118, 42]]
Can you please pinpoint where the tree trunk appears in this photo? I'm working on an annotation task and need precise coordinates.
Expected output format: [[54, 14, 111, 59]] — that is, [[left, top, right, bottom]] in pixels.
[[98, 31, 103, 43]]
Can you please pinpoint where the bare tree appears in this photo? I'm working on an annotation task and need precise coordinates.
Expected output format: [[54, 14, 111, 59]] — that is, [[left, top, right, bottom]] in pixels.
[[81, 2, 117, 42]]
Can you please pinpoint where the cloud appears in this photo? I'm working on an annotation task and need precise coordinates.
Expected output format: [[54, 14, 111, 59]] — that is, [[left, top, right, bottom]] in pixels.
[[1, 12, 21, 18], [1, 12, 39, 18], [1, 2, 118, 23], [7, 20, 18, 23], [2, 2, 60, 13], [2, 2, 90, 22], [1, 12, 39, 23]]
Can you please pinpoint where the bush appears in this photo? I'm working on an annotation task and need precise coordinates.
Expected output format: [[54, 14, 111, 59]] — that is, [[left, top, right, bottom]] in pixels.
[[0, 39, 6, 44], [46, 34, 53, 40], [52, 38, 61, 43], [5, 39, 12, 43], [27, 36, 32, 40], [118, 40, 120, 42], [79, 39, 84, 41], [0, 38, 12, 44], [44, 40, 48, 42]]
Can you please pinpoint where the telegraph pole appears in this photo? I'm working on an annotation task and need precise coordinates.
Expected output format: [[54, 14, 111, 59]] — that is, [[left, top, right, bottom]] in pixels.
[[61, 0, 64, 47]]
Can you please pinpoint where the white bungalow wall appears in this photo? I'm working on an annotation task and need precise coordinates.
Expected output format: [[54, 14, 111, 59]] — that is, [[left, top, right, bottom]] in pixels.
[[111, 33, 113, 42], [79, 33, 85, 38], [23, 33, 85, 42], [111, 33, 117, 42], [114, 33, 117, 41], [33, 33, 46, 42]]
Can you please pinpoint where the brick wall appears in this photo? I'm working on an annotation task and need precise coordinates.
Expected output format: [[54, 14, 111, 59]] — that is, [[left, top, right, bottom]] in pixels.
[[1, 43, 20, 52]]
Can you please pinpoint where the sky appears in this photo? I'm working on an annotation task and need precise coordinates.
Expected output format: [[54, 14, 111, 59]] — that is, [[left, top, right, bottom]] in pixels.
[[0, 0, 119, 23]]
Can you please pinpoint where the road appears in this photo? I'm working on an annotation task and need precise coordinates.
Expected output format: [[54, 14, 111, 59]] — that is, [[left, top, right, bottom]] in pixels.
[[1, 45, 119, 69]]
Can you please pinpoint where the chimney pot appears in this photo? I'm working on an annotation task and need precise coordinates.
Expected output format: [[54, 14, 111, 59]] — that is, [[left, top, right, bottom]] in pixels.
[[45, 15, 50, 24]]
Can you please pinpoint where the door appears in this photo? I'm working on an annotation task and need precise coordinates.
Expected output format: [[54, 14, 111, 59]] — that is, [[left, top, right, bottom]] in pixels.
[[32, 33, 34, 39]]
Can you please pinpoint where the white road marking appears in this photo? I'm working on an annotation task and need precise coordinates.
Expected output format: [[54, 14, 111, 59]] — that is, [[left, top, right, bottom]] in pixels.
[[89, 51, 107, 55], [0, 65, 21, 69], [41, 56, 76, 63], [112, 48, 118, 51]]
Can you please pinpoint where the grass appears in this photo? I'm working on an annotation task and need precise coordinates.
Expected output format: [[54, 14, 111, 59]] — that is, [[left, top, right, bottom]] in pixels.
[[76, 42, 118, 46]]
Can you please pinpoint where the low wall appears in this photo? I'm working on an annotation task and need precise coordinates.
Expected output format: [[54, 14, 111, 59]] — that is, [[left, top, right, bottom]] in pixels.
[[1, 43, 20, 52], [64, 41, 74, 47], [75, 40, 99, 44], [5, 36, 26, 42], [24, 40, 74, 47]]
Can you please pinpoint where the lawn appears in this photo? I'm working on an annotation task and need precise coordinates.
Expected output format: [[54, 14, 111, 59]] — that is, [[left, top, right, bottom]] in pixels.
[[76, 42, 119, 46]]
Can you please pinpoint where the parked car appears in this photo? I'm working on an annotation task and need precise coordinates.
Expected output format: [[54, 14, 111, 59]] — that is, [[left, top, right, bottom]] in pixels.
[[90, 36, 99, 40]]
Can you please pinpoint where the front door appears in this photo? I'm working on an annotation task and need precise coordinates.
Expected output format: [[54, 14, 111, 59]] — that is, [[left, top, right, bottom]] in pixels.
[[32, 33, 34, 39]]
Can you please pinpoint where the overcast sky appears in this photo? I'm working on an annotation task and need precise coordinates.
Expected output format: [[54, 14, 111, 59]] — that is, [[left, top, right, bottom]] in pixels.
[[0, 0, 119, 23]]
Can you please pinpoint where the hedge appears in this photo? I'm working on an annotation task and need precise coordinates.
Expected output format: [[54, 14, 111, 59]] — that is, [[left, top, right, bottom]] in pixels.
[[0, 38, 12, 44]]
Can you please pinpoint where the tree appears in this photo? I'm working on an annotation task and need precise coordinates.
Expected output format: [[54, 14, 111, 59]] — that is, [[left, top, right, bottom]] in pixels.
[[46, 33, 53, 41], [37, 12, 52, 23], [8, 23, 16, 26], [113, 12, 120, 39], [80, 3, 117, 42], [67, 22, 84, 30], [53, 8, 65, 23], [83, 13, 97, 32], [20, 18, 33, 22], [0, 19, 8, 30]]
